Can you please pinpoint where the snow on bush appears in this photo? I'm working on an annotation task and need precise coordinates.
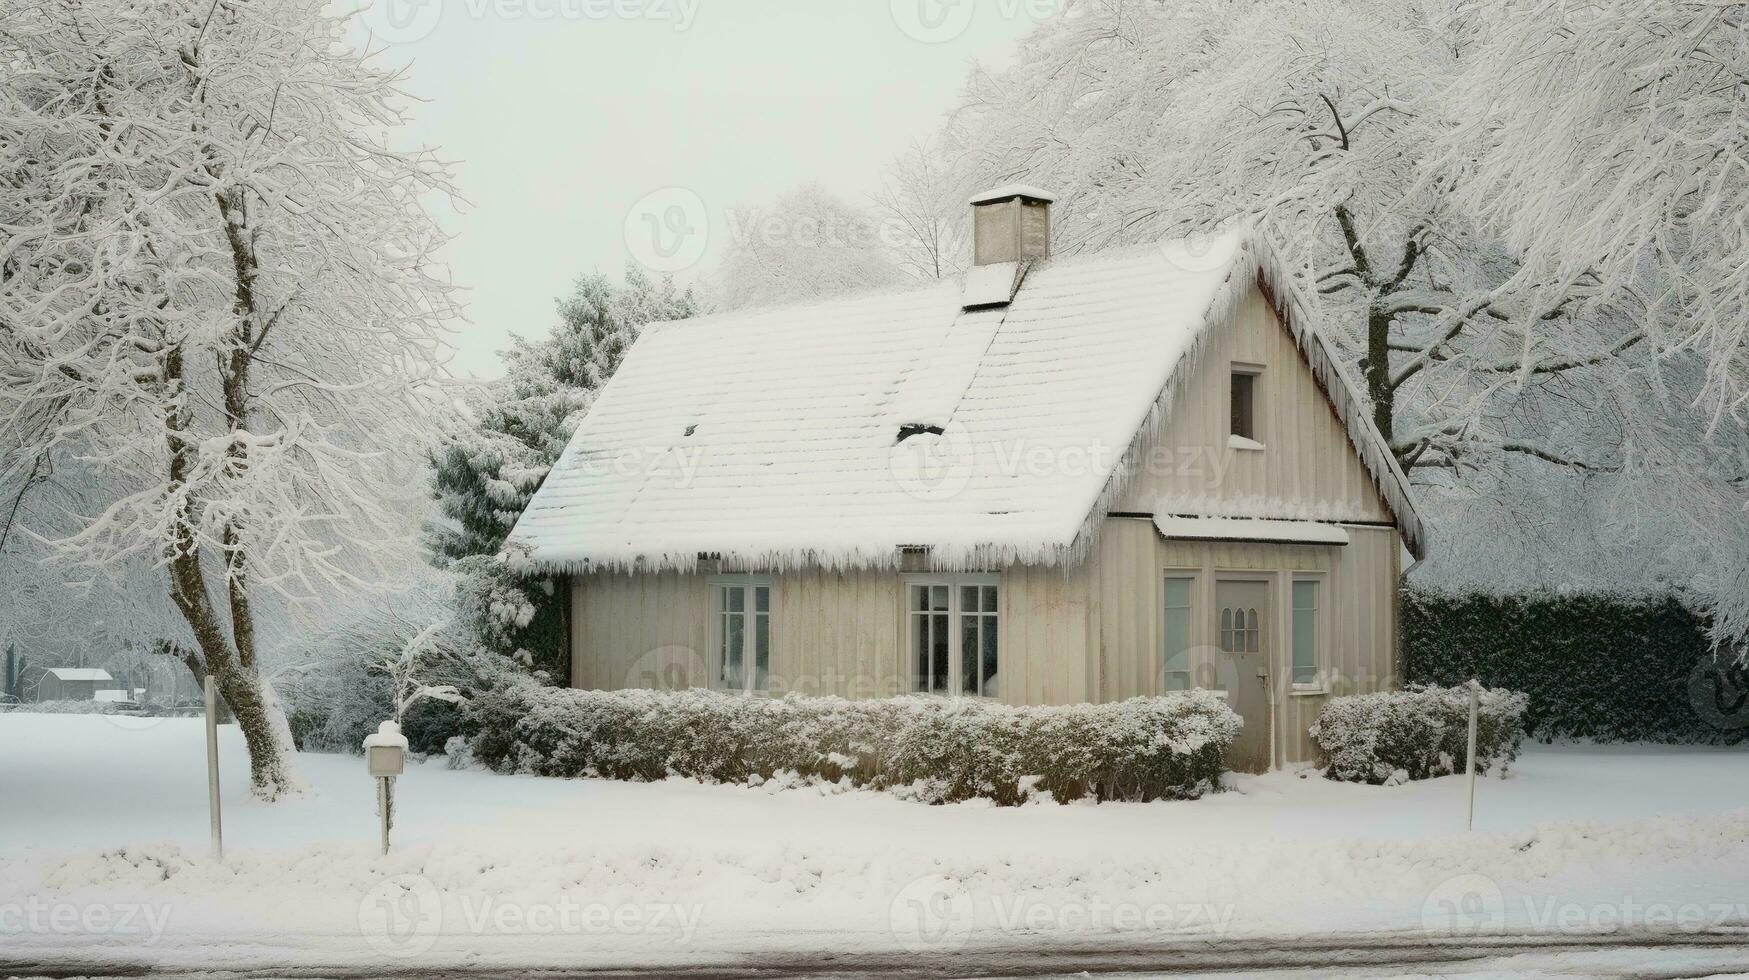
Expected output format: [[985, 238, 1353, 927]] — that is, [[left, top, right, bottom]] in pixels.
[[6, 699, 121, 715], [470, 687, 1241, 804], [1311, 684, 1529, 784]]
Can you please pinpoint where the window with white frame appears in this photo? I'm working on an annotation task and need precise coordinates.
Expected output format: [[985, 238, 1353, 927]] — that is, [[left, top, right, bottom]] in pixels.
[[713, 578, 771, 692], [908, 577, 999, 697], [1163, 576, 1194, 691], [1291, 578, 1320, 687]]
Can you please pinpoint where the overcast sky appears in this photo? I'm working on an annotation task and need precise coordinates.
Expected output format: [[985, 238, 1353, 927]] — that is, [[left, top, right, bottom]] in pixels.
[[339, 0, 1053, 378]]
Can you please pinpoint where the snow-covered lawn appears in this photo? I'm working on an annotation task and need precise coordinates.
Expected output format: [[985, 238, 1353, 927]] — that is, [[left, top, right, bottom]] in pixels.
[[2, 713, 1748, 973]]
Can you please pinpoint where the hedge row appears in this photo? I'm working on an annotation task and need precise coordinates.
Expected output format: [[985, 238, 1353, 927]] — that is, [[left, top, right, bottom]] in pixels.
[[1310, 684, 1529, 784], [469, 686, 1241, 805], [1402, 589, 1745, 744], [2, 699, 121, 715]]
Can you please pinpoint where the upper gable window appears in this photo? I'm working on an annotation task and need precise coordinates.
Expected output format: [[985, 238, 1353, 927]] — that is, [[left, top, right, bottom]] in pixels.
[[1230, 365, 1263, 448]]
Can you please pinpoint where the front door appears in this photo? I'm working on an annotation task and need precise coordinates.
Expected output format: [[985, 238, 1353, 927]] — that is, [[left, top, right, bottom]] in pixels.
[[1214, 579, 1271, 773]]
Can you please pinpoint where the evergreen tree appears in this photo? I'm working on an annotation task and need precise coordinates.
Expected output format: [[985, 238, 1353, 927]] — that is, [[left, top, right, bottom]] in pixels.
[[428, 268, 700, 677]]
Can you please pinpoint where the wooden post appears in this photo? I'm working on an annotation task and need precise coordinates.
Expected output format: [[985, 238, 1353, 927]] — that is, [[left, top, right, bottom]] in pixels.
[[204, 675, 223, 861], [1465, 679, 1480, 832], [377, 776, 394, 855]]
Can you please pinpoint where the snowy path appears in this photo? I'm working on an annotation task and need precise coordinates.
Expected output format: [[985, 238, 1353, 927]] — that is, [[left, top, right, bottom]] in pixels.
[[2, 715, 1748, 975]]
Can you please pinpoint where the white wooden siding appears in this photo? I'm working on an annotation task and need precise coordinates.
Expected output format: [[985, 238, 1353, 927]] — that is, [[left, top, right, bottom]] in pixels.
[[571, 564, 1092, 707], [1114, 285, 1393, 523]]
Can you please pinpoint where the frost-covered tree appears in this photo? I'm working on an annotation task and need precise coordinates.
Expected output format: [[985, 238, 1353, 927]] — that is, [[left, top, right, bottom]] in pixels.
[[426, 268, 698, 674], [0, 0, 457, 797], [874, 139, 972, 281], [715, 183, 907, 310], [908, 0, 1749, 629]]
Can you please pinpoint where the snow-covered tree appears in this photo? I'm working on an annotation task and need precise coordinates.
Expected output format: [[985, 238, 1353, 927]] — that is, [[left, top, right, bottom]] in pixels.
[[907, 0, 1749, 630], [714, 183, 907, 310], [0, 0, 457, 797], [426, 268, 698, 674], [874, 139, 972, 281]]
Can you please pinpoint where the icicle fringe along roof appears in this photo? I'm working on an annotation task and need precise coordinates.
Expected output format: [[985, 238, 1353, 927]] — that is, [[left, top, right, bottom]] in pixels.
[[505, 231, 1424, 574]]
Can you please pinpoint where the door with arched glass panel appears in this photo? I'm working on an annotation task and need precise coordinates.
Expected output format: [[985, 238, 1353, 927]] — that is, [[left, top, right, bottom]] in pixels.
[[1214, 579, 1271, 773]]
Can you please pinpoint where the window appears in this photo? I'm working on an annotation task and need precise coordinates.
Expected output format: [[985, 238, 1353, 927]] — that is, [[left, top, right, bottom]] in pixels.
[[1230, 367, 1259, 442], [714, 578, 771, 692], [909, 577, 998, 697], [1220, 605, 1260, 653], [1163, 577, 1194, 691], [1292, 579, 1320, 687]]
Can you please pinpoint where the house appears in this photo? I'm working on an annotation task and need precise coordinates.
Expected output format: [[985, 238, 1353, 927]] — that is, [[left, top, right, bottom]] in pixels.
[[507, 186, 1425, 772], [36, 667, 115, 701]]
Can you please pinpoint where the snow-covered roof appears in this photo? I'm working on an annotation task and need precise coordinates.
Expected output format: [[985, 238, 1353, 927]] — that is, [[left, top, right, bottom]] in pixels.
[[1154, 515, 1351, 546], [968, 184, 1057, 204], [509, 232, 1423, 572], [46, 668, 112, 682]]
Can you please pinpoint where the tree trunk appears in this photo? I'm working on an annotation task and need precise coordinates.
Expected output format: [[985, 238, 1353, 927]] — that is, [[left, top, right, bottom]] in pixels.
[[1362, 306, 1395, 444]]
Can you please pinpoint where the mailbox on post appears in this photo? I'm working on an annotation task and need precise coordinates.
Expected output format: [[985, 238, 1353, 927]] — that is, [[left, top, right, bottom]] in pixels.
[[362, 721, 408, 854]]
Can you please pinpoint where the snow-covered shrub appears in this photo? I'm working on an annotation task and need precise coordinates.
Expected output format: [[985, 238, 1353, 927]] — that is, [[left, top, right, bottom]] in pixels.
[[10, 699, 120, 715], [1311, 685, 1529, 784], [472, 687, 1241, 805]]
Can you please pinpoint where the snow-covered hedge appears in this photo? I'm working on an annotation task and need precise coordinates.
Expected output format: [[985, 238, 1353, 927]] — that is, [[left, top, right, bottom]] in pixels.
[[470, 687, 1241, 804], [1310, 684, 1529, 784], [1403, 589, 1733, 743], [5, 699, 122, 715]]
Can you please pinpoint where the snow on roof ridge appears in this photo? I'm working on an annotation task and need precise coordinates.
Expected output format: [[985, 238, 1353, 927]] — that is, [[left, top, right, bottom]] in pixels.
[[969, 184, 1057, 204]]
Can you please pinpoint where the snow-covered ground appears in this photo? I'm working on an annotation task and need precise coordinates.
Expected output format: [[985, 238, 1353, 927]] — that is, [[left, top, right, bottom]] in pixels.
[[2, 714, 1748, 974]]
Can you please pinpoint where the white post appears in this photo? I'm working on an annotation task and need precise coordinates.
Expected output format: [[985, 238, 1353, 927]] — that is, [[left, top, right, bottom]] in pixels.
[[204, 675, 223, 861], [1465, 679, 1480, 832]]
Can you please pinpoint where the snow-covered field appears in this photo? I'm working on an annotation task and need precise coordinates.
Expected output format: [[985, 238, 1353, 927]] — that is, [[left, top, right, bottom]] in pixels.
[[2, 714, 1748, 974]]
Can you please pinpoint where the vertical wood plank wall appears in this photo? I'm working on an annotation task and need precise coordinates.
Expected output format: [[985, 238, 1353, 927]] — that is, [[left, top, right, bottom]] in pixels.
[[571, 563, 1092, 707], [1114, 286, 1393, 523]]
